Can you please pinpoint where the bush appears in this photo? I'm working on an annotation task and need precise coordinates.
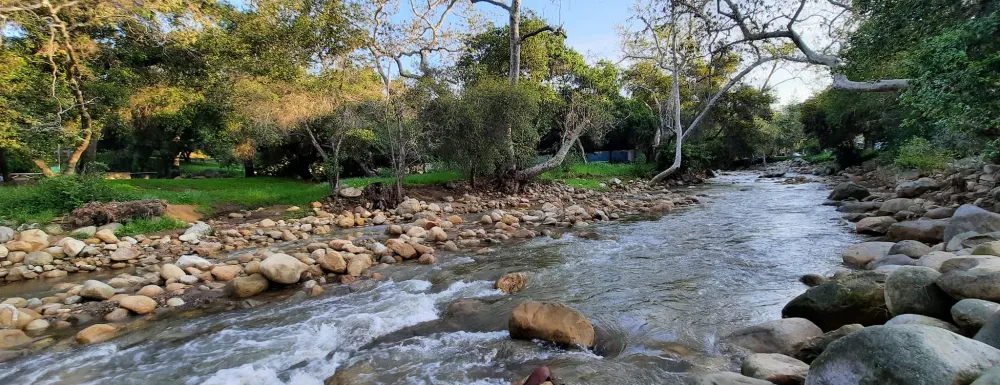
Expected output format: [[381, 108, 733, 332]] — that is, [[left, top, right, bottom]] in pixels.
[[117, 216, 188, 236], [0, 176, 138, 223], [894, 137, 951, 172], [984, 139, 1000, 164]]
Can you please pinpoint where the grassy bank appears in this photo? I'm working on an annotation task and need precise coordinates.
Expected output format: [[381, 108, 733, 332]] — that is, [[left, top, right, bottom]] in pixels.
[[0, 164, 644, 225]]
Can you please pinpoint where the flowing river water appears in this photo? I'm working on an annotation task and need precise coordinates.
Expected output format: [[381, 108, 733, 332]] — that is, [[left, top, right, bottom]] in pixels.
[[0, 173, 862, 385]]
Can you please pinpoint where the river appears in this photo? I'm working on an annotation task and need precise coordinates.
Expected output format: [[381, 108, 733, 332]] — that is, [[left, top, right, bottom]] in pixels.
[[0, 172, 861, 385]]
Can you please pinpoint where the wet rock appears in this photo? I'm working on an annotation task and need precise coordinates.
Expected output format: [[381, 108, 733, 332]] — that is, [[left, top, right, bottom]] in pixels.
[[782, 271, 890, 331], [76, 324, 117, 345], [0, 306, 35, 329], [495, 272, 527, 293], [740, 353, 808, 385], [0, 329, 32, 350], [807, 325, 1000, 385], [692, 372, 772, 385], [791, 324, 863, 364], [937, 267, 1000, 302], [317, 251, 347, 273], [856, 216, 896, 235], [887, 219, 949, 243], [417, 254, 436, 264], [80, 280, 115, 300], [388, 240, 417, 259], [799, 274, 828, 287], [726, 318, 823, 356], [842, 242, 894, 267], [828, 182, 870, 201], [888, 240, 931, 259], [509, 301, 594, 347], [953, 299, 1000, 332], [259, 253, 303, 284], [227, 274, 269, 298], [866, 254, 918, 270], [104, 308, 130, 322], [885, 266, 954, 319], [346, 256, 372, 276], [945, 205, 1000, 244]]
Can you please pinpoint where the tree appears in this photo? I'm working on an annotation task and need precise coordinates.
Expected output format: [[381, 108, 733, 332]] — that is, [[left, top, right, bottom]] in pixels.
[[623, 0, 780, 184]]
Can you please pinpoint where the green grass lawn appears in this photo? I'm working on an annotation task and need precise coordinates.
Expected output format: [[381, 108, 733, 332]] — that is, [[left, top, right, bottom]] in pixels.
[[540, 162, 654, 189], [178, 161, 243, 177]]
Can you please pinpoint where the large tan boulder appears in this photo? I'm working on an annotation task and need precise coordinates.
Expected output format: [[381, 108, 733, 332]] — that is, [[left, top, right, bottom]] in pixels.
[[741, 353, 808, 384], [227, 273, 269, 298], [509, 301, 595, 347], [76, 324, 117, 345], [258, 253, 303, 284], [95, 229, 118, 244], [0, 306, 37, 329], [119, 295, 157, 314], [495, 272, 527, 294], [0, 329, 32, 350], [160, 264, 186, 280], [346, 255, 372, 277], [388, 240, 417, 259], [80, 280, 115, 300], [316, 251, 347, 273], [18, 229, 49, 251]]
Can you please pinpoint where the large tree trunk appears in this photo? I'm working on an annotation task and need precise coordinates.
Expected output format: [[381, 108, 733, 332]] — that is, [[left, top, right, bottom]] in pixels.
[[46, 4, 93, 176], [0, 148, 11, 184], [577, 139, 587, 164], [515, 132, 578, 182], [32, 159, 57, 177]]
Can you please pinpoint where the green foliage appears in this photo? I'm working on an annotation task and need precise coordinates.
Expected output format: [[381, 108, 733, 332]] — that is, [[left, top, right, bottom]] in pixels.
[[117, 216, 188, 236], [805, 152, 836, 164], [115, 177, 328, 215], [894, 138, 951, 172], [540, 162, 653, 190], [0, 176, 138, 223], [425, 79, 542, 179], [984, 139, 1000, 163], [341, 171, 462, 188]]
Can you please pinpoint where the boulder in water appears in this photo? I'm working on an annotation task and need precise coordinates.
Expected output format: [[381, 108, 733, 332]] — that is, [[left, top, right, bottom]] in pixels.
[[806, 325, 1000, 385], [495, 272, 527, 294], [508, 301, 594, 347], [782, 271, 890, 331], [791, 323, 863, 364], [856, 216, 897, 235], [842, 242, 894, 268], [725, 318, 823, 356], [258, 253, 303, 284], [76, 324, 118, 345], [226, 273, 269, 298]]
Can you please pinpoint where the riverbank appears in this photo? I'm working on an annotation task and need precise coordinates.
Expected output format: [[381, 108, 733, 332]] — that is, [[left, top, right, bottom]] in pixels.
[[704, 160, 1000, 384], [0, 177, 703, 364]]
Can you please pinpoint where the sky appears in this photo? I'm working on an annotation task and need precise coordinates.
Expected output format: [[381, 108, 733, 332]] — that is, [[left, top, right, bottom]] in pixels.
[[471, 0, 832, 106]]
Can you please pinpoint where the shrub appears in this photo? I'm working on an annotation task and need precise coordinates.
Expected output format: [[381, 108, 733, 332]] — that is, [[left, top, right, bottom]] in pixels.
[[894, 137, 951, 172], [0, 176, 138, 223], [984, 139, 1000, 164], [117, 216, 188, 236]]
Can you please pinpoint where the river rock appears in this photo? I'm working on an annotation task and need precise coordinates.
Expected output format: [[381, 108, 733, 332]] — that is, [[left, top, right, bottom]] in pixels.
[[889, 240, 931, 259], [23, 251, 53, 266], [317, 251, 347, 273], [80, 280, 115, 300], [137, 285, 164, 297], [0, 226, 13, 243], [782, 271, 890, 331], [0, 329, 32, 350], [885, 266, 954, 319], [388, 241, 417, 259], [182, 221, 212, 239], [937, 268, 1000, 302], [692, 372, 772, 385], [175, 255, 212, 270], [95, 229, 118, 244], [945, 205, 1000, 244], [887, 219, 949, 243], [880, 198, 917, 215], [973, 367, 1000, 385], [726, 318, 823, 356], [339, 187, 362, 198], [895, 177, 939, 198], [885, 314, 961, 333], [110, 246, 138, 261], [828, 182, 870, 201], [509, 301, 594, 347], [0, 306, 35, 329], [975, 242, 1000, 257], [791, 323, 863, 364], [76, 324, 117, 345], [838, 202, 881, 214], [259, 253, 303, 284], [925, 206, 957, 219], [119, 295, 157, 314], [346, 255, 372, 277], [496, 272, 527, 294], [62, 238, 86, 257], [227, 274, 269, 298], [18, 229, 49, 251], [161, 264, 186, 280], [210, 265, 242, 281], [916, 251, 960, 271], [856, 216, 897, 235], [867, 254, 918, 270], [740, 353, 808, 385], [807, 325, 1000, 385], [842, 242, 894, 267], [954, 299, 1000, 332]]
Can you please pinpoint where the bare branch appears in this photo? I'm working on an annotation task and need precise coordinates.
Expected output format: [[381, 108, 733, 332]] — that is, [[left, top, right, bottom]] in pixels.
[[470, 0, 510, 12], [520, 25, 564, 43]]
